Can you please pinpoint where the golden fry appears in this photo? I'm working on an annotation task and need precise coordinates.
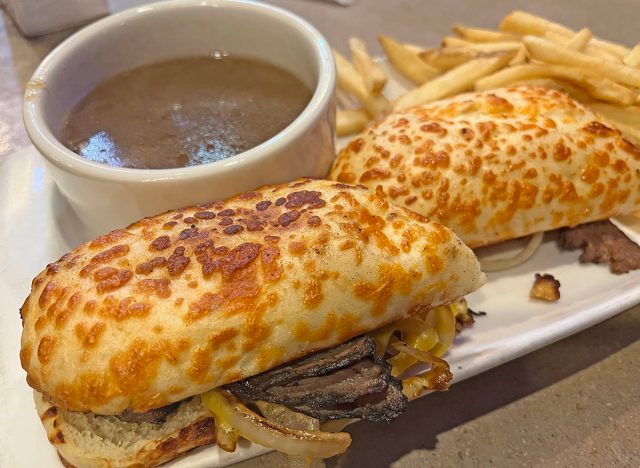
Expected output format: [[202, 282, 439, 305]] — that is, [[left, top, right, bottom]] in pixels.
[[565, 27, 592, 51], [581, 78, 637, 106], [393, 53, 514, 111], [590, 37, 631, 59], [334, 49, 367, 96], [544, 31, 620, 61], [420, 47, 481, 70], [623, 44, 640, 68], [333, 50, 390, 117], [446, 41, 524, 53], [349, 37, 388, 94], [475, 63, 637, 105], [501, 10, 629, 58], [443, 37, 524, 53], [523, 35, 640, 88], [441, 36, 475, 48], [423, 45, 526, 70], [452, 24, 517, 43], [336, 108, 371, 137], [509, 46, 528, 65], [403, 42, 426, 54], [378, 35, 439, 85], [500, 10, 572, 37]]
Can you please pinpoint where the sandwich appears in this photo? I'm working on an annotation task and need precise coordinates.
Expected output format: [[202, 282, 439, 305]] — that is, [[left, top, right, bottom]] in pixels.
[[330, 86, 640, 250], [19, 178, 485, 467]]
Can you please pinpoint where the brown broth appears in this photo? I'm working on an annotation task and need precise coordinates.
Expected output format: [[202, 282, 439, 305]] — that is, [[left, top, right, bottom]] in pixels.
[[61, 56, 312, 169]]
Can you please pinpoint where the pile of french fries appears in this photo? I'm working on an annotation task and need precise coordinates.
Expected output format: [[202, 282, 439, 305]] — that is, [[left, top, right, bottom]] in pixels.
[[335, 10, 640, 143]]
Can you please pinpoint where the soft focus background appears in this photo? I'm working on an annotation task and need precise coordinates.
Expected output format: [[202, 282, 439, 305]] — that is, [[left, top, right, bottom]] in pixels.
[[1, 1, 639, 466]]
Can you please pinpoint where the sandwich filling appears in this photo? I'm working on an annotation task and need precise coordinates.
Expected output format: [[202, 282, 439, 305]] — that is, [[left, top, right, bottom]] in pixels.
[[41, 301, 471, 461], [81, 300, 471, 459]]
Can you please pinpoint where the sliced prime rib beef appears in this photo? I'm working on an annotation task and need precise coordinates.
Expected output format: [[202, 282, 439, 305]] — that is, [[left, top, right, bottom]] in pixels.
[[558, 220, 640, 274], [262, 358, 389, 407], [293, 378, 408, 422], [226, 336, 408, 422], [231, 335, 376, 392]]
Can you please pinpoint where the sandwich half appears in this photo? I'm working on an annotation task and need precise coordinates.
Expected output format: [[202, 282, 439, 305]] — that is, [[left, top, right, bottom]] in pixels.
[[330, 86, 640, 248], [20, 178, 485, 467]]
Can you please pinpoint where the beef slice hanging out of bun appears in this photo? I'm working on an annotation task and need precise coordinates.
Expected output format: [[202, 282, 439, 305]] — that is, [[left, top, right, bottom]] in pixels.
[[20, 178, 485, 467], [330, 86, 640, 249]]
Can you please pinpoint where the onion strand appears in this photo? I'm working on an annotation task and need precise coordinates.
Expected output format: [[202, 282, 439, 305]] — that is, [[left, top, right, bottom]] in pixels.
[[479, 232, 544, 272], [214, 419, 238, 452], [201, 389, 351, 459], [392, 342, 453, 400]]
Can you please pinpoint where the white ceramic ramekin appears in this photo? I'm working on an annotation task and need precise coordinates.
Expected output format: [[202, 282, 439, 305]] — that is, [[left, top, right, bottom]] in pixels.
[[24, 0, 335, 238]]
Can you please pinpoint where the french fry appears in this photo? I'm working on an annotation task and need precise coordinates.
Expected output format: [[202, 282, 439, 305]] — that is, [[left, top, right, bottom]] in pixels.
[[623, 44, 640, 68], [565, 27, 592, 51], [595, 39, 632, 59], [443, 39, 525, 54], [500, 10, 572, 37], [349, 37, 388, 94], [509, 46, 528, 65], [423, 46, 526, 70], [474, 63, 637, 105], [580, 78, 638, 106], [501, 10, 630, 58], [452, 24, 517, 43], [523, 35, 640, 88], [420, 47, 481, 70], [333, 50, 391, 117], [403, 42, 427, 55], [586, 103, 640, 144], [441, 36, 474, 48], [393, 53, 514, 111], [544, 30, 620, 61], [336, 108, 370, 137], [474, 64, 559, 90], [378, 35, 439, 85]]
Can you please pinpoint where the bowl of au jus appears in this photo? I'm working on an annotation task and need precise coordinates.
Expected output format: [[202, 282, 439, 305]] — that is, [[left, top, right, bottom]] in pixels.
[[24, 0, 336, 237]]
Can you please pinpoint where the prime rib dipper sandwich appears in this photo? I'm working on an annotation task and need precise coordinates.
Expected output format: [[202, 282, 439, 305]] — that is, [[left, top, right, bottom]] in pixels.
[[330, 86, 640, 254], [20, 179, 485, 466]]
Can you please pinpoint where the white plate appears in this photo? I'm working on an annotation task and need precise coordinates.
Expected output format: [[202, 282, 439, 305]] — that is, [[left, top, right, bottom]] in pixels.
[[2, 63, 640, 466]]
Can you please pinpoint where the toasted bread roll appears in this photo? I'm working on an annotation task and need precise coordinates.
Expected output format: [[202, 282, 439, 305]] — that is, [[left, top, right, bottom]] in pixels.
[[21, 178, 484, 415], [330, 86, 640, 248], [34, 391, 214, 468]]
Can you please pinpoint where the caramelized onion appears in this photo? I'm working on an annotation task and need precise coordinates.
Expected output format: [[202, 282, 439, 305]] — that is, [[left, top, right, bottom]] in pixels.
[[391, 342, 453, 400], [479, 232, 544, 272], [255, 401, 320, 431], [255, 402, 326, 468], [201, 389, 351, 458], [214, 419, 238, 452], [379, 300, 466, 377]]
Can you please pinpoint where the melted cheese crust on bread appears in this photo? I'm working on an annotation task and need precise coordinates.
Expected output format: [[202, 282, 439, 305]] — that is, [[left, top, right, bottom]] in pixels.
[[330, 86, 640, 248], [20, 179, 484, 415]]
